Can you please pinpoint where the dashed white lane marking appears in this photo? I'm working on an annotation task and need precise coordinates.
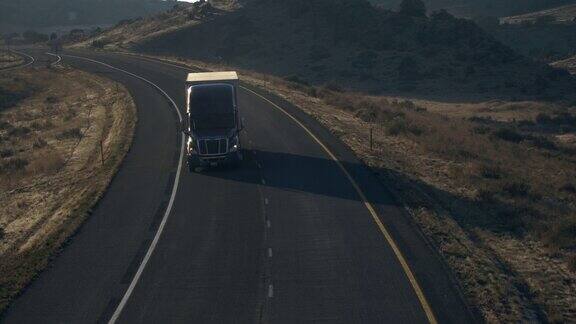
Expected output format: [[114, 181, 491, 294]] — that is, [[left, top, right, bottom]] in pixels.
[[266, 220, 271, 228], [57, 53, 185, 324], [268, 285, 274, 298], [264, 198, 269, 205], [268, 248, 273, 258]]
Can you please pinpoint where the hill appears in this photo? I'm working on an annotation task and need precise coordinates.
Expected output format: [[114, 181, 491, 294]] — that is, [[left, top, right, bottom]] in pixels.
[[87, 0, 576, 100], [370, 0, 575, 17], [471, 4, 576, 63], [502, 3, 576, 24], [0, 0, 174, 32]]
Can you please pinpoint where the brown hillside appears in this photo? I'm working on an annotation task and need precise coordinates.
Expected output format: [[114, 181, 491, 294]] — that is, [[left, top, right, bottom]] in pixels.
[[125, 0, 576, 101]]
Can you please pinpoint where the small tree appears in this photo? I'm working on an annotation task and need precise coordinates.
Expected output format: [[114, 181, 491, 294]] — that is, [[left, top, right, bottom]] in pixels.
[[399, 0, 426, 17]]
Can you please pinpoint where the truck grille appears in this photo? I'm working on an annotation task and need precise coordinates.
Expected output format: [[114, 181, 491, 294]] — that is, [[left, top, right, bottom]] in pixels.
[[198, 138, 228, 156]]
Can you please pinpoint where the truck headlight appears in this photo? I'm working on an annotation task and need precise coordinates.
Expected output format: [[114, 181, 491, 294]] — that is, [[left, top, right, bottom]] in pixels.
[[187, 137, 196, 153], [229, 135, 239, 152]]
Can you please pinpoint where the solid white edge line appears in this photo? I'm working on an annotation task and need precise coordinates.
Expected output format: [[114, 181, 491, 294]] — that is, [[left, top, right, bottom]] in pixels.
[[55, 53, 185, 324], [45, 52, 62, 65], [3, 49, 35, 71]]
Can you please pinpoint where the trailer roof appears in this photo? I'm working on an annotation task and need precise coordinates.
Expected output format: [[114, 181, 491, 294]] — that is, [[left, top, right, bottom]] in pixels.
[[186, 71, 238, 83]]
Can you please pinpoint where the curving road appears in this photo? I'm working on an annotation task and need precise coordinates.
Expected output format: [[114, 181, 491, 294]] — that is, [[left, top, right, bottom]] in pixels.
[[1, 49, 476, 324], [0, 49, 36, 71]]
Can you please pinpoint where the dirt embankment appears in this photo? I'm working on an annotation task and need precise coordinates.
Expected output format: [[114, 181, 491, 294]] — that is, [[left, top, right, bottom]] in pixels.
[[0, 64, 136, 312], [133, 53, 576, 323]]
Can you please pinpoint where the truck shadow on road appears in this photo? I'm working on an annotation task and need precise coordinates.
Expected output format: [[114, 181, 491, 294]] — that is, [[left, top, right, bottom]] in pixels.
[[200, 149, 525, 236]]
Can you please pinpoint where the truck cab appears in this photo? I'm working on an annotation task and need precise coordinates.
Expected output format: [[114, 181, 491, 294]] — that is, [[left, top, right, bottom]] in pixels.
[[183, 71, 242, 171]]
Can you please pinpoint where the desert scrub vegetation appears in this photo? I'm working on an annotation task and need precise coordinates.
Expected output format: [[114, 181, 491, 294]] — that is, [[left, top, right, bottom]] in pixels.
[[0, 50, 24, 69], [0, 65, 136, 312]]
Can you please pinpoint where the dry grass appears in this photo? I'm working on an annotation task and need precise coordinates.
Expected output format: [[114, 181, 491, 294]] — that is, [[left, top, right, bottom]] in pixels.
[[0, 50, 24, 69], [0, 64, 136, 312], [125, 52, 576, 323]]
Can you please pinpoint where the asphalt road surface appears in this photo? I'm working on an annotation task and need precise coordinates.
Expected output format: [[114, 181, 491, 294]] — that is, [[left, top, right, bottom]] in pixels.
[[1, 49, 477, 324]]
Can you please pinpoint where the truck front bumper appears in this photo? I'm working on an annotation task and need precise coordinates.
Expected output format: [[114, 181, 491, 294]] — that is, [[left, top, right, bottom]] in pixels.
[[188, 151, 241, 168]]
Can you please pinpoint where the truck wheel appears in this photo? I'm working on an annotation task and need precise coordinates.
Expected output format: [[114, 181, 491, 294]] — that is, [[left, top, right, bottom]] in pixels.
[[188, 162, 200, 173]]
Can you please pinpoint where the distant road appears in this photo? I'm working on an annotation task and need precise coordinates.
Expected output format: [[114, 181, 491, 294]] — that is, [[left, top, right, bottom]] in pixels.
[[0, 49, 35, 71], [1, 49, 477, 324]]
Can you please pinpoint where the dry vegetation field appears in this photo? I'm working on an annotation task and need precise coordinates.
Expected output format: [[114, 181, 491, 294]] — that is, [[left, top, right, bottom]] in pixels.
[[0, 65, 136, 311], [140, 53, 576, 323], [0, 50, 24, 69]]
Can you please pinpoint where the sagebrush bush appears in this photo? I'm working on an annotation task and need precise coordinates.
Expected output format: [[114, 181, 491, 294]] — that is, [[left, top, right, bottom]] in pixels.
[[0, 158, 29, 173], [493, 128, 525, 143], [57, 128, 82, 140], [502, 181, 530, 198]]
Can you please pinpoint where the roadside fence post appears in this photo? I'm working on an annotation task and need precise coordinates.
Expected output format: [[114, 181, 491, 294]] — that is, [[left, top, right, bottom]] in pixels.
[[100, 138, 104, 166], [370, 127, 373, 151]]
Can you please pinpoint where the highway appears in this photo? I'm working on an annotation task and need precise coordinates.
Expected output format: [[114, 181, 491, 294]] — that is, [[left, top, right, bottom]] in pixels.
[[1, 49, 476, 324]]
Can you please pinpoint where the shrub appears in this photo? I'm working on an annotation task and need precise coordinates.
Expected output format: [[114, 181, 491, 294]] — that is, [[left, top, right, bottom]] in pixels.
[[472, 126, 490, 135], [0, 158, 29, 173], [91, 39, 107, 49], [0, 121, 12, 130], [560, 183, 576, 194], [0, 148, 14, 158], [479, 165, 502, 179], [33, 137, 47, 148], [386, 118, 408, 136], [475, 187, 495, 202], [535, 113, 552, 125], [45, 96, 59, 104], [8, 126, 31, 137], [57, 128, 82, 140], [323, 82, 343, 93], [502, 181, 530, 198], [529, 136, 557, 150], [284, 75, 309, 86], [493, 128, 524, 143]]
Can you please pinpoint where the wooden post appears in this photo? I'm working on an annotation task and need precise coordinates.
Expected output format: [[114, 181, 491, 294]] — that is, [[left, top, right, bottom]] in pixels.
[[370, 127, 373, 151], [100, 138, 104, 166]]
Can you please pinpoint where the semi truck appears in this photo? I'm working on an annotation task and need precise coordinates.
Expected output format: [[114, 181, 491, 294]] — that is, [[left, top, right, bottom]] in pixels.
[[182, 71, 243, 171]]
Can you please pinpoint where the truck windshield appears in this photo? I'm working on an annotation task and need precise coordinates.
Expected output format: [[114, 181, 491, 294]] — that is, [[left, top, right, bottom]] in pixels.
[[189, 84, 235, 130]]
